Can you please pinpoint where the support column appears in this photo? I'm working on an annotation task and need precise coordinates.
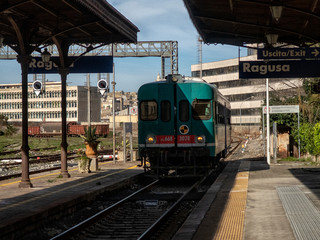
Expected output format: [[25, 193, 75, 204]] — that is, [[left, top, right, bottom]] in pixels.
[[59, 67, 70, 178], [17, 54, 33, 188]]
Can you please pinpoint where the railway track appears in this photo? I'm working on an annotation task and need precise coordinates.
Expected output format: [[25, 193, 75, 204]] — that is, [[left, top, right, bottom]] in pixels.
[[0, 149, 114, 181], [50, 177, 206, 240]]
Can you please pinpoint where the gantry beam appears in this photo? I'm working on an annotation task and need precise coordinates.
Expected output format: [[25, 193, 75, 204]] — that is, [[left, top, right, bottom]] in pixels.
[[0, 41, 178, 78]]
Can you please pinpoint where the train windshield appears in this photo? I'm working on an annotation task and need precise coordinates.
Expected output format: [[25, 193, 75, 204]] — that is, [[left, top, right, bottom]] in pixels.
[[192, 99, 211, 120], [140, 101, 158, 121]]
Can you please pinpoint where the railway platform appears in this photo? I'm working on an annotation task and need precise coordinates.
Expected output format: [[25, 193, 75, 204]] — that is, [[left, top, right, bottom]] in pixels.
[[174, 145, 320, 239], [0, 160, 143, 240]]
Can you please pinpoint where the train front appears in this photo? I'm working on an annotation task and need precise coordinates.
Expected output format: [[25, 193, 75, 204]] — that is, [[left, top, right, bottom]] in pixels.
[[138, 74, 218, 176]]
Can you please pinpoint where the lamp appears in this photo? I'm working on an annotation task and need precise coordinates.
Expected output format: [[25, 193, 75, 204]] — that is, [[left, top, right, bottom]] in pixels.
[[270, 5, 283, 22], [41, 48, 51, 63], [266, 33, 278, 45]]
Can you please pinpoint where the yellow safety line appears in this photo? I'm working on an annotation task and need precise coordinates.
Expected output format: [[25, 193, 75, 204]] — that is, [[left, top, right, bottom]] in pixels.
[[214, 171, 249, 240], [0, 164, 139, 211]]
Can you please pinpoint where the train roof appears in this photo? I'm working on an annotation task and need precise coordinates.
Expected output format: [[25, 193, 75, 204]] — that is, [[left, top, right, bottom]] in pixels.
[[138, 74, 230, 107]]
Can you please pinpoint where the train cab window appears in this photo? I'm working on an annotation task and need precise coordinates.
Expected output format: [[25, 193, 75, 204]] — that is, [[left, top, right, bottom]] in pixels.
[[179, 100, 189, 122], [140, 101, 157, 121], [192, 99, 211, 120], [161, 101, 171, 122]]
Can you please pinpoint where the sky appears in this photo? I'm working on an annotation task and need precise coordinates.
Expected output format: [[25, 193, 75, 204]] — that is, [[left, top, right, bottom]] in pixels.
[[0, 0, 245, 92]]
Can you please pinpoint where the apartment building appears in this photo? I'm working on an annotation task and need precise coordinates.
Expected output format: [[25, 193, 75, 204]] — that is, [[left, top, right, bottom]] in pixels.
[[101, 91, 137, 122], [0, 81, 101, 123], [191, 53, 303, 132]]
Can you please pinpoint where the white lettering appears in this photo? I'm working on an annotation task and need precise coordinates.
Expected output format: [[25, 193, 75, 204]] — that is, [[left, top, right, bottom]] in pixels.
[[251, 65, 259, 72], [243, 63, 290, 75], [243, 63, 251, 72], [29, 58, 36, 68], [37, 61, 44, 68], [45, 61, 53, 70], [283, 65, 290, 72]]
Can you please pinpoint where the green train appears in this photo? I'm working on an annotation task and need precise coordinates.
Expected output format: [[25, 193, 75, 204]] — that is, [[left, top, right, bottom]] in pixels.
[[138, 74, 231, 176]]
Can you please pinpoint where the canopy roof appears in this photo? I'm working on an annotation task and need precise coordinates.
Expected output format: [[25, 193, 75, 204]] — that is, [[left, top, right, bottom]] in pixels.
[[0, 0, 139, 53], [183, 0, 320, 47]]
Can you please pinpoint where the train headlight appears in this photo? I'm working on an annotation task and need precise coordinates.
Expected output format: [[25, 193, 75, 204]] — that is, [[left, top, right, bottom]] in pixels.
[[146, 136, 155, 144], [197, 135, 205, 143]]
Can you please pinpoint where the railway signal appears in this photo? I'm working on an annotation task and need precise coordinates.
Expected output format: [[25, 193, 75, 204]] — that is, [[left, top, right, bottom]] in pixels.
[[97, 79, 108, 96], [32, 80, 42, 96]]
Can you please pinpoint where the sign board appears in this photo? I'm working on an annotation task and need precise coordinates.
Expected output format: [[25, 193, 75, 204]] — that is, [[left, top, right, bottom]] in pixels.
[[125, 122, 132, 133], [129, 106, 138, 115], [262, 105, 299, 114], [239, 60, 320, 78], [28, 56, 113, 74], [257, 48, 320, 60]]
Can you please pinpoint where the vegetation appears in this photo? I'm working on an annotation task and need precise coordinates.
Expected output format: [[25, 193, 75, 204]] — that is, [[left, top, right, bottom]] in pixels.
[[265, 78, 320, 160], [0, 114, 17, 136], [0, 133, 137, 158], [80, 126, 99, 144]]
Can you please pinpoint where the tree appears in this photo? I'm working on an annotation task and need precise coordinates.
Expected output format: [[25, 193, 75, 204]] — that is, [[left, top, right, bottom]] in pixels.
[[0, 114, 17, 136], [264, 78, 320, 158], [314, 122, 320, 160]]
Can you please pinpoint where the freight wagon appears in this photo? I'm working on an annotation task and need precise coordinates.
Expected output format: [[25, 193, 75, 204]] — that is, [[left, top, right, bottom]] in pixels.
[[28, 123, 109, 137]]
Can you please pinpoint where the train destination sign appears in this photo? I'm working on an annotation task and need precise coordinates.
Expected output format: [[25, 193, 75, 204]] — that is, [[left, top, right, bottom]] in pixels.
[[28, 56, 113, 74], [257, 47, 320, 60], [239, 60, 320, 78]]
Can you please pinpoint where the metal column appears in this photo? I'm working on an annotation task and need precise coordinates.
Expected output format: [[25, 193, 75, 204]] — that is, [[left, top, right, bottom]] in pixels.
[[59, 67, 70, 178], [17, 54, 33, 188]]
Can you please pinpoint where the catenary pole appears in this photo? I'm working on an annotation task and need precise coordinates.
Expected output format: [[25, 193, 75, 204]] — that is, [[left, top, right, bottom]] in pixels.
[[112, 62, 116, 164]]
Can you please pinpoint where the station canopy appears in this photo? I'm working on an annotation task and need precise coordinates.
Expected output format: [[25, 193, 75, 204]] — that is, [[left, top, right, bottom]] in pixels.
[[183, 0, 320, 47], [0, 0, 139, 52]]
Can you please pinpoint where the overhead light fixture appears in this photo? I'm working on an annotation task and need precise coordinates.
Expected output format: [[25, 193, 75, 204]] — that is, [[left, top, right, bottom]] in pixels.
[[266, 33, 278, 45], [41, 48, 51, 63], [270, 5, 283, 22]]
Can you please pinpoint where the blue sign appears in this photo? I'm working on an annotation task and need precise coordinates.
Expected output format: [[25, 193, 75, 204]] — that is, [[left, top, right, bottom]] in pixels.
[[239, 60, 320, 78], [257, 48, 320, 60], [28, 56, 113, 74]]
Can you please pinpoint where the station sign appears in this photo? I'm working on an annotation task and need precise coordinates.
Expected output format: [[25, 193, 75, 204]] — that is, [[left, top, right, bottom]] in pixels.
[[262, 105, 299, 114], [257, 48, 320, 60], [28, 56, 113, 74], [239, 60, 320, 78]]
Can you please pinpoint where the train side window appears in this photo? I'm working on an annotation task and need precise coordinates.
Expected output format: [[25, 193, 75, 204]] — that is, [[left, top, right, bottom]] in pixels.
[[217, 103, 225, 124], [161, 101, 171, 122], [179, 100, 189, 122], [140, 101, 157, 121], [192, 99, 211, 120]]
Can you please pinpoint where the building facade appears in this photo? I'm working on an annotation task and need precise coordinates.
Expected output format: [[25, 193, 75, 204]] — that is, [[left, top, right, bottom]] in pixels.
[[191, 53, 303, 132], [101, 91, 138, 122], [0, 81, 101, 123]]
